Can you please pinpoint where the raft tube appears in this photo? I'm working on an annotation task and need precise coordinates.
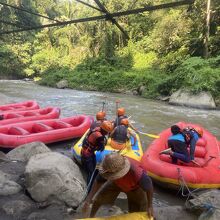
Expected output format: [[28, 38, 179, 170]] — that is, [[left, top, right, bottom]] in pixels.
[[0, 115, 93, 148], [0, 100, 39, 113], [77, 212, 153, 220], [0, 107, 60, 126]]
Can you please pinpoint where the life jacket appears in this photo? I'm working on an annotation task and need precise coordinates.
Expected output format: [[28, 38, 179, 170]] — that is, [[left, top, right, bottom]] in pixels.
[[81, 127, 103, 156], [114, 158, 144, 192], [112, 125, 128, 143], [114, 115, 127, 127], [182, 127, 198, 144]]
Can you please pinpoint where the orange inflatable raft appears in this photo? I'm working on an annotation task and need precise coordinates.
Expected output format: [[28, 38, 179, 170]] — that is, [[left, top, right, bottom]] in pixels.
[[141, 122, 220, 190]]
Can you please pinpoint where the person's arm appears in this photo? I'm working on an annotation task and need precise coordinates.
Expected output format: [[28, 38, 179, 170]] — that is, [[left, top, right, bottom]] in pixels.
[[82, 176, 105, 217], [128, 123, 138, 133], [189, 133, 199, 160], [139, 172, 154, 218]]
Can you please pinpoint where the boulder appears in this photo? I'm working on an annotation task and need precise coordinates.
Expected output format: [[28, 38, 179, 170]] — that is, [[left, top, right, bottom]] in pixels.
[[0, 151, 9, 162], [56, 80, 68, 89], [0, 171, 22, 196], [186, 189, 220, 219], [25, 152, 86, 207], [2, 195, 35, 218], [7, 142, 51, 162], [169, 90, 216, 109]]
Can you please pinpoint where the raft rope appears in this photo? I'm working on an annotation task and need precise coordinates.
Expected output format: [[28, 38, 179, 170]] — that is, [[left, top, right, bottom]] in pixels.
[[177, 167, 220, 219]]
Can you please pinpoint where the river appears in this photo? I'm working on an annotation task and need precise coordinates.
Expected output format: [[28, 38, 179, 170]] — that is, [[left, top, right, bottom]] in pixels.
[[0, 80, 220, 208]]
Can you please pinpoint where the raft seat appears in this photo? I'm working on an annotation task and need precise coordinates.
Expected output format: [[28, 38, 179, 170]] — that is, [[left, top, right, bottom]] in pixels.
[[8, 126, 30, 135], [24, 112, 38, 117], [6, 113, 22, 119], [196, 138, 207, 147], [32, 122, 53, 133], [53, 121, 72, 129]]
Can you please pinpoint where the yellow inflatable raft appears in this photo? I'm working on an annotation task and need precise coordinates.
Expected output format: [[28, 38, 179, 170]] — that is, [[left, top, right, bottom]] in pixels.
[[77, 212, 153, 220], [71, 128, 143, 164]]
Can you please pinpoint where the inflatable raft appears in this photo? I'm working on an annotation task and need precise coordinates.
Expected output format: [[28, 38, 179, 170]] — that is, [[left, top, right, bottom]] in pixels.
[[0, 107, 60, 126], [0, 100, 39, 113], [78, 212, 153, 220], [0, 115, 92, 148], [72, 128, 143, 164], [141, 122, 220, 190]]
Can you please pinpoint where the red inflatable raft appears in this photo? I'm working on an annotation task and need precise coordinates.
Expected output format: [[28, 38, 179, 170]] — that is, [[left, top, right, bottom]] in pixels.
[[0, 107, 60, 126], [141, 122, 220, 190], [0, 100, 39, 113], [0, 115, 93, 148]]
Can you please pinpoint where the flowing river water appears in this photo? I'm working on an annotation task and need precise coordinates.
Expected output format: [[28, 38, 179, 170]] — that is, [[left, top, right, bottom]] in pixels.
[[0, 80, 220, 209]]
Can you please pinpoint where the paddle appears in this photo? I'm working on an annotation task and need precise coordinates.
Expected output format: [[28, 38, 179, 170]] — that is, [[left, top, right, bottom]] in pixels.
[[115, 100, 120, 126], [138, 131, 160, 139]]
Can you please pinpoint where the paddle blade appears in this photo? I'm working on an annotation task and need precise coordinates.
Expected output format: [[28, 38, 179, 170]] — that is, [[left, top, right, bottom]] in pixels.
[[139, 131, 160, 139]]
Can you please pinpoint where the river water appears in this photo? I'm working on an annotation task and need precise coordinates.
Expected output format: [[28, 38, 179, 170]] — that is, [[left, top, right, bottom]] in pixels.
[[0, 80, 220, 208]]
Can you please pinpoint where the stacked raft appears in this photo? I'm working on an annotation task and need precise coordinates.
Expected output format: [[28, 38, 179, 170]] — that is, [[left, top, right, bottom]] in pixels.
[[0, 100, 92, 148]]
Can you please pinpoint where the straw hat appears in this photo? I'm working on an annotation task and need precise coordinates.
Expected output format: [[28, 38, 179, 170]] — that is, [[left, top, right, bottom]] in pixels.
[[99, 153, 130, 180]]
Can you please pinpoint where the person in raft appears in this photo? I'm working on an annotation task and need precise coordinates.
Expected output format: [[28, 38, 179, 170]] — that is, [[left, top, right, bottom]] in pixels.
[[160, 125, 203, 164], [110, 118, 136, 150], [82, 152, 154, 218], [90, 111, 106, 131], [114, 107, 138, 132], [81, 120, 113, 184]]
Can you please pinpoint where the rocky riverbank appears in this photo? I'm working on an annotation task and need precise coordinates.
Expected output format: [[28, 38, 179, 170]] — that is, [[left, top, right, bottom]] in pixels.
[[1, 142, 220, 220]]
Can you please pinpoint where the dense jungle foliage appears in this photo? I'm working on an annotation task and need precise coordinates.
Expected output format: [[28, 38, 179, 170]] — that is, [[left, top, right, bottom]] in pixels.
[[0, 0, 220, 101]]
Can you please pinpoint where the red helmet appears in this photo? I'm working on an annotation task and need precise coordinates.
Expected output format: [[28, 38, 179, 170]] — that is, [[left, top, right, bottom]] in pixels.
[[120, 118, 129, 126], [96, 111, 106, 120], [194, 127, 203, 137], [117, 108, 125, 116], [100, 121, 113, 133]]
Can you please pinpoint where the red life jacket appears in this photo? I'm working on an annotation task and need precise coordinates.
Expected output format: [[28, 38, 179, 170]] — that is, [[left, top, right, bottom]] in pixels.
[[81, 127, 103, 156], [114, 158, 144, 192]]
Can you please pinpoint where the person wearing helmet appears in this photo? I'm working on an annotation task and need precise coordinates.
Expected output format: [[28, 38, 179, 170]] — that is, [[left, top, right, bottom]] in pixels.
[[110, 118, 136, 150], [90, 111, 106, 131], [82, 153, 154, 218], [114, 107, 127, 127], [81, 120, 113, 184], [114, 108, 138, 133], [160, 125, 203, 164]]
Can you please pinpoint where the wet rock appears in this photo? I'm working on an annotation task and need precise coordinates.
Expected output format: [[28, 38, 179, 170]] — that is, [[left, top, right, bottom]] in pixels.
[[0, 173, 22, 196], [56, 80, 68, 89], [169, 90, 216, 109], [25, 152, 86, 207], [157, 95, 170, 101], [27, 204, 71, 220], [186, 189, 220, 219], [0, 151, 9, 162], [7, 142, 51, 162], [2, 196, 35, 218], [138, 85, 146, 95], [96, 205, 124, 218]]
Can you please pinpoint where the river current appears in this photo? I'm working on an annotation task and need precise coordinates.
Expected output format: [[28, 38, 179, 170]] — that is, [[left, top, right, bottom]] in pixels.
[[0, 80, 220, 207]]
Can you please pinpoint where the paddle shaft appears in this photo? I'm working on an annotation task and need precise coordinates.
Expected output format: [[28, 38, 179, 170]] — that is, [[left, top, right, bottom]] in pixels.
[[138, 131, 159, 139]]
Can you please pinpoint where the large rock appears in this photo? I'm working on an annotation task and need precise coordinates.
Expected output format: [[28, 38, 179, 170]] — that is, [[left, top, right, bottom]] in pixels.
[[186, 189, 220, 219], [0, 171, 22, 196], [7, 142, 51, 162], [0, 151, 9, 162], [169, 90, 216, 109], [25, 152, 86, 207], [56, 80, 68, 89]]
